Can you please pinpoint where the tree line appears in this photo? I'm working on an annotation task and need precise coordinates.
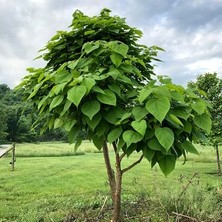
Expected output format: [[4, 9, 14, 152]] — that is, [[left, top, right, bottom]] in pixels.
[[0, 84, 67, 143]]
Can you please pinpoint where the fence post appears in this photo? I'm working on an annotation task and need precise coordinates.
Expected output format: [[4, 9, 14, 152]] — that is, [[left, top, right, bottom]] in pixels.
[[11, 143, 15, 171]]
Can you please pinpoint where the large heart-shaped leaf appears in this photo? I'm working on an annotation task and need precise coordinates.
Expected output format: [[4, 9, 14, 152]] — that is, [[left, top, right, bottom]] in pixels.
[[181, 140, 199, 155], [146, 97, 170, 123], [131, 120, 147, 136], [107, 127, 123, 143], [158, 155, 176, 176], [194, 113, 212, 134], [97, 89, 116, 106], [81, 100, 100, 120], [155, 127, 174, 151], [122, 130, 143, 147], [67, 85, 87, 107]]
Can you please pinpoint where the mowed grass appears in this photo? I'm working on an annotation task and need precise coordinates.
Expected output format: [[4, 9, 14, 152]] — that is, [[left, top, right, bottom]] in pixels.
[[0, 142, 222, 221]]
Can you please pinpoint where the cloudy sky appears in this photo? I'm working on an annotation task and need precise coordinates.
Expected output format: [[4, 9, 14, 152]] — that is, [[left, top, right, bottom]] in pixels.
[[1, 0, 222, 88]]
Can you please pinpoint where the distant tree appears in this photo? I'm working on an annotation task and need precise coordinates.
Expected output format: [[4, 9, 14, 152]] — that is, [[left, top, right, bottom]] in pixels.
[[0, 104, 8, 143], [188, 73, 222, 176], [0, 84, 10, 95], [0, 84, 10, 143], [16, 9, 211, 221]]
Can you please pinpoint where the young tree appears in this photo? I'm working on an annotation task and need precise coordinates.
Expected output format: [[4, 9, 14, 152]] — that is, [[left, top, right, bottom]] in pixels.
[[17, 9, 211, 221], [188, 73, 222, 176]]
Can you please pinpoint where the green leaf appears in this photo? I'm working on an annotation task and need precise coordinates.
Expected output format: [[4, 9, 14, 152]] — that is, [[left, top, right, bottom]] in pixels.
[[143, 147, 155, 162], [92, 135, 104, 150], [194, 113, 212, 134], [27, 83, 42, 99], [147, 137, 165, 152], [169, 114, 184, 127], [81, 100, 100, 120], [96, 121, 109, 137], [158, 155, 176, 176], [84, 30, 96, 35], [67, 85, 87, 107], [110, 53, 123, 67], [49, 95, 64, 111], [51, 83, 66, 95], [171, 108, 191, 120], [54, 118, 63, 129], [107, 127, 123, 143], [55, 70, 73, 84], [38, 96, 48, 110], [68, 60, 79, 69], [108, 84, 121, 97], [146, 97, 170, 123], [191, 101, 206, 115], [131, 120, 147, 136], [83, 42, 99, 54], [125, 144, 136, 157], [82, 78, 96, 94], [183, 121, 192, 133], [85, 113, 102, 130], [74, 137, 82, 152], [60, 99, 72, 116], [116, 112, 131, 125], [107, 68, 121, 80], [108, 41, 129, 57], [122, 130, 143, 147], [181, 140, 199, 155], [138, 88, 153, 103], [155, 127, 174, 151], [92, 86, 105, 94], [97, 89, 116, 106], [132, 107, 148, 121], [64, 119, 77, 132], [68, 126, 81, 144]]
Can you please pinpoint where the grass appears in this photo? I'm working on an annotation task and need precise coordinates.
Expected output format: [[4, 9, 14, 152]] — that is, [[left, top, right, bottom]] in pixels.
[[0, 142, 222, 221]]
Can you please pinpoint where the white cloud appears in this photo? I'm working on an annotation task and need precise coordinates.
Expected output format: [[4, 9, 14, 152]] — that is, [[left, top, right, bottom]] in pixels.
[[0, 0, 222, 88]]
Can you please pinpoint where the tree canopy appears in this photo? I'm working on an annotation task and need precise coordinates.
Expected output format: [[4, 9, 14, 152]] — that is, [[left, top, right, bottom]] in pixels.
[[17, 8, 211, 175], [188, 72, 222, 175]]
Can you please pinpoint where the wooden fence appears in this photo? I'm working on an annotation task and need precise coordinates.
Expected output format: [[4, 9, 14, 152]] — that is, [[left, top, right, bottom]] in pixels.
[[0, 143, 16, 171]]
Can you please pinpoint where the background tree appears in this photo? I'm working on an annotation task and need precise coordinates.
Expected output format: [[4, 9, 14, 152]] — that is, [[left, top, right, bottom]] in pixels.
[[0, 103, 8, 143], [0, 84, 67, 143], [188, 73, 222, 176], [16, 9, 211, 221]]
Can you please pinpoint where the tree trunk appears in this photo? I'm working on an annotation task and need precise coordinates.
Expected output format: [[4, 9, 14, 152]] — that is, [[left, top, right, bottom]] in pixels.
[[102, 141, 123, 222], [102, 142, 116, 203], [215, 144, 221, 176], [112, 142, 123, 222]]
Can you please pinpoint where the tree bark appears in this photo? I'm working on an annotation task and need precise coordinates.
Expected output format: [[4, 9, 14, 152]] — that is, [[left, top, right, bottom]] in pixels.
[[112, 142, 123, 222], [215, 144, 221, 176], [102, 142, 116, 203]]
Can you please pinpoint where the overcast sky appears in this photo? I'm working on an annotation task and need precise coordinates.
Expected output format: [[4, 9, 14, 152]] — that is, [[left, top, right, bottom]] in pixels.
[[1, 0, 222, 88]]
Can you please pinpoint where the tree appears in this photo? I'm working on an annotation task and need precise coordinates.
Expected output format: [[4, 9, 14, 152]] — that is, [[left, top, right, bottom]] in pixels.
[[0, 104, 8, 143], [16, 9, 211, 221], [188, 73, 222, 176], [0, 84, 10, 143]]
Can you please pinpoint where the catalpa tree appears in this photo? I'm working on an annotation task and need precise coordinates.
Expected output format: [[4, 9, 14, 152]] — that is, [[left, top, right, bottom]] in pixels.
[[17, 9, 211, 222]]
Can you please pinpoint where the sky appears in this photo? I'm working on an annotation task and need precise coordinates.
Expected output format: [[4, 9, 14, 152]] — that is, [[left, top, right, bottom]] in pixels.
[[1, 0, 222, 88]]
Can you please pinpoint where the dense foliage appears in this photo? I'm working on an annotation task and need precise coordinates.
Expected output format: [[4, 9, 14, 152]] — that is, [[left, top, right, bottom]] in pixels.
[[188, 73, 222, 175], [17, 8, 211, 175]]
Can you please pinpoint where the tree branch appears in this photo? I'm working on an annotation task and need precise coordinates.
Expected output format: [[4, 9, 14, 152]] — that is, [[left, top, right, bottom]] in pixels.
[[172, 212, 198, 221], [119, 153, 126, 161], [122, 155, 144, 174]]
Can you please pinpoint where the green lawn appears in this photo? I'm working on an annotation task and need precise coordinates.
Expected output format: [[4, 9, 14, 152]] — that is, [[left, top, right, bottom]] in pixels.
[[0, 142, 222, 221]]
